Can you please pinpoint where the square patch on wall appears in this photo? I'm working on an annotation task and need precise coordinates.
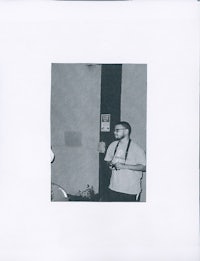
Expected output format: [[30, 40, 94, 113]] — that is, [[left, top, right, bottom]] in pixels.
[[64, 131, 82, 147]]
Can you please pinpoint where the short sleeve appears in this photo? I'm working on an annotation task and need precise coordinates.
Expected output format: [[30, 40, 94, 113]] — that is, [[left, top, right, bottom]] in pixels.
[[104, 143, 115, 162], [136, 147, 146, 166]]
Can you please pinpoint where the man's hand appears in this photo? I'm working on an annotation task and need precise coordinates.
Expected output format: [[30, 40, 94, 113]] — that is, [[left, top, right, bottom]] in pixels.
[[109, 163, 114, 170], [114, 162, 125, 170]]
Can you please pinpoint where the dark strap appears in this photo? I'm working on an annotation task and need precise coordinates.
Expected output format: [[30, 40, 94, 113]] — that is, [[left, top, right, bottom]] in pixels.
[[113, 139, 131, 162], [125, 139, 131, 161], [113, 141, 120, 157]]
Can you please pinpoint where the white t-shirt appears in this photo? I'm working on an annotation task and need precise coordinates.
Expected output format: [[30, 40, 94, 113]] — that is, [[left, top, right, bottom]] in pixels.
[[104, 140, 146, 195]]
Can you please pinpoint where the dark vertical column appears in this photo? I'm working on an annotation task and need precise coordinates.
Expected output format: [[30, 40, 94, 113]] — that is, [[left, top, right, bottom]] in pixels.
[[99, 64, 122, 201]]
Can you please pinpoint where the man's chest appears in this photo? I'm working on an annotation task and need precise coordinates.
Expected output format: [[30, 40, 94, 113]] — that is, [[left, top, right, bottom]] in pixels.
[[112, 143, 130, 163]]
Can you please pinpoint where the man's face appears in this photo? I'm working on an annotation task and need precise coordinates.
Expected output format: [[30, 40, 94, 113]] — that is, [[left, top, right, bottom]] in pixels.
[[114, 124, 126, 140]]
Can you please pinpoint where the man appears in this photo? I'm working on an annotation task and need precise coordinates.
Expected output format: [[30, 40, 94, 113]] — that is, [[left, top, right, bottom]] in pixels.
[[104, 121, 146, 202]]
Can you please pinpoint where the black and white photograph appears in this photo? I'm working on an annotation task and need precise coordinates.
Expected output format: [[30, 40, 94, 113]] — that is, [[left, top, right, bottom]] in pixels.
[[0, 1, 199, 261], [51, 64, 147, 202]]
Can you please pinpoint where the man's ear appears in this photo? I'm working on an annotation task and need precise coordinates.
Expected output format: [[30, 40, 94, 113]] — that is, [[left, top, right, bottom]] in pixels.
[[125, 129, 129, 136]]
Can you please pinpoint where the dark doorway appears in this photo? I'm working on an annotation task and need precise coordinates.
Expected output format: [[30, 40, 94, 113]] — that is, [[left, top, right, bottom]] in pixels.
[[99, 64, 122, 201]]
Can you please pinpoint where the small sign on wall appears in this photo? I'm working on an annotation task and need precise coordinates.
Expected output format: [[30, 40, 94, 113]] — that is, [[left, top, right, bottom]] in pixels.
[[101, 114, 111, 132]]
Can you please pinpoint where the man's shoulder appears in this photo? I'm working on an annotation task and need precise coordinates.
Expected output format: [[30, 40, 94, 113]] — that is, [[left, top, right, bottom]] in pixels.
[[131, 141, 145, 153], [104, 140, 119, 161], [108, 140, 118, 148]]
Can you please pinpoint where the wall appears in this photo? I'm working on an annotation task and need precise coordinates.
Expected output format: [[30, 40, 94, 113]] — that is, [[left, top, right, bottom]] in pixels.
[[51, 64, 101, 195], [121, 64, 147, 200]]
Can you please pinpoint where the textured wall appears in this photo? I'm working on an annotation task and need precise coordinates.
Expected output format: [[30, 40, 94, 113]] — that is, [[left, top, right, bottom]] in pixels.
[[121, 64, 147, 201], [51, 64, 101, 195]]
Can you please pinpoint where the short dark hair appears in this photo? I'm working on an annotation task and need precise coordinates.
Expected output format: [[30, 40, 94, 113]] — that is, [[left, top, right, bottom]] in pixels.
[[115, 121, 132, 135]]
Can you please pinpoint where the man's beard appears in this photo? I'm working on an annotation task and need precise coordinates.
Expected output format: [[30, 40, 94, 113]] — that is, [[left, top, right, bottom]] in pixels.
[[115, 135, 124, 140]]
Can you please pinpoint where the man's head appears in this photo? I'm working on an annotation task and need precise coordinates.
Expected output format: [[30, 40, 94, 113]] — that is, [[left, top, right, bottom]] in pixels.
[[114, 121, 132, 140]]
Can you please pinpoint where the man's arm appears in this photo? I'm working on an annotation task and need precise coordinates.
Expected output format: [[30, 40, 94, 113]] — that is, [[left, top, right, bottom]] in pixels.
[[105, 160, 116, 170], [114, 162, 146, 172], [104, 142, 117, 169]]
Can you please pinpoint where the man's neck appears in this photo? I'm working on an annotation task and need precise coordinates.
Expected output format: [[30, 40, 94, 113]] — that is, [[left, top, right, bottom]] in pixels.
[[119, 136, 130, 143]]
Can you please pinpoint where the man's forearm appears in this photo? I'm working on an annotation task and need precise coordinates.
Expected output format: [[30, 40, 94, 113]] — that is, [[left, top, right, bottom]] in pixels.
[[123, 164, 146, 172]]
